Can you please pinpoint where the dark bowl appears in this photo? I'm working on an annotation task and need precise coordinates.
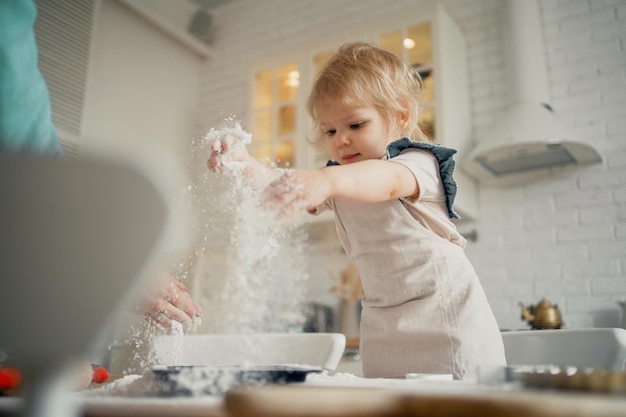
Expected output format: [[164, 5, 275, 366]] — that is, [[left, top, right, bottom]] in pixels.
[[150, 365, 322, 397]]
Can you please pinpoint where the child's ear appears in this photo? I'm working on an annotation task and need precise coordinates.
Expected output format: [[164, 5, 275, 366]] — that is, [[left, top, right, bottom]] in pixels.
[[398, 109, 410, 131]]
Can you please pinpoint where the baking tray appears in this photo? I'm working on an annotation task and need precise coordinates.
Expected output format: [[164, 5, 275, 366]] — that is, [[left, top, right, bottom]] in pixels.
[[517, 366, 626, 395], [150, 365, 322, 397]]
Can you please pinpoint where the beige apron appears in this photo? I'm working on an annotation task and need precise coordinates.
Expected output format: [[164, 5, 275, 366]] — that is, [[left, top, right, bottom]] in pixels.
[[331, 196, 505, 380]]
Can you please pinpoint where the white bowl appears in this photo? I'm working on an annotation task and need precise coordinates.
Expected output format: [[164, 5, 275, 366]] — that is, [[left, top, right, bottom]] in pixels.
[[152, 333, 346, 371]]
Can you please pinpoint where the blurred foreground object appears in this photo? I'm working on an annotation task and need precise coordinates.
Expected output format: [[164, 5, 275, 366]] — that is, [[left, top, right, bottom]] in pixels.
[[0, 154, 175, 416]]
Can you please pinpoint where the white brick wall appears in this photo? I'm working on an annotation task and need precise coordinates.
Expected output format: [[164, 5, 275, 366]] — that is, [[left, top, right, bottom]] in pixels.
[[199, 0, 626, 330]]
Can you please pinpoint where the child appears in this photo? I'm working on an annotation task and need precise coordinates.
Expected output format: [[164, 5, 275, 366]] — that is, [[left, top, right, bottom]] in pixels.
[[208, 41, 506, 380]]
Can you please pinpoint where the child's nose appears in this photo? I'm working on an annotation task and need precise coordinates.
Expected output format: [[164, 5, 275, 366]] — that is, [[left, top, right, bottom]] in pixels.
[[338, 132, 351, 146]]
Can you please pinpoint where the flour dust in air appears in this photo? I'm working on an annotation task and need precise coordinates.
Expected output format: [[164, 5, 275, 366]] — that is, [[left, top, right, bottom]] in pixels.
[[189, 117, 310, 334], [121, 117, 310, 374]]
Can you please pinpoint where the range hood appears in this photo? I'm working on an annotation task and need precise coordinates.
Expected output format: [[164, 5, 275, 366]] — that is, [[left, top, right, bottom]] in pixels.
[[463, 0, 601, 186]]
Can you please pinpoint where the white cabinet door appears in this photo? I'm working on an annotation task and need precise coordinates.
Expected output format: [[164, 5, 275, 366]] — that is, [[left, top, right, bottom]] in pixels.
[[372, 5, 478, 221]]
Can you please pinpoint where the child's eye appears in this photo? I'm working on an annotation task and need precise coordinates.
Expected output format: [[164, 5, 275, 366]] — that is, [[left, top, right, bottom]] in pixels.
[[350, 122, 364, 129], [325, 129, 336, 136]]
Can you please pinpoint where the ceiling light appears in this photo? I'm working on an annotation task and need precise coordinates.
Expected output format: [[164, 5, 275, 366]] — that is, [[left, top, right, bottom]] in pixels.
[[403, 38, 416, 49]]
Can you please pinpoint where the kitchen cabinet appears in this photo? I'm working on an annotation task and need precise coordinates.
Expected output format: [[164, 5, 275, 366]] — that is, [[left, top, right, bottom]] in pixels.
[[370, 4, 478, 222], [35, 0, 209, 161]]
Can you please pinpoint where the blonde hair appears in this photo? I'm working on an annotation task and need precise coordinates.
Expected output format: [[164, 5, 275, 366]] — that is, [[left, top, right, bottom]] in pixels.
[[307, 41, 430, 148]]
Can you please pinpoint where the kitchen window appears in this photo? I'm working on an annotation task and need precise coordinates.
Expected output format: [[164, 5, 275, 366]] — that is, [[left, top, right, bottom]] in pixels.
[[378, 22, 436, 141], [250, 62, 299, 168]]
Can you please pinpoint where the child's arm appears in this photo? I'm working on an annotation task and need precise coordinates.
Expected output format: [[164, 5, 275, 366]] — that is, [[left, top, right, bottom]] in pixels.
[[261, 159, 419, 219], [323, 159, 419, 201]]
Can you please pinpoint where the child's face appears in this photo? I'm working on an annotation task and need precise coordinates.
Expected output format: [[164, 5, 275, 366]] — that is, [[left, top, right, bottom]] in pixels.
[[317, 103, 395, 165]]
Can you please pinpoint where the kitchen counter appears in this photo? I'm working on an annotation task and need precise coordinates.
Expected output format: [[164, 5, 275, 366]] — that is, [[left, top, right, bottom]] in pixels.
[[0, 393, 227, 417], [226, 381, 626, 417], [82, 396, 226, 417], [3, 372, 626, 417]]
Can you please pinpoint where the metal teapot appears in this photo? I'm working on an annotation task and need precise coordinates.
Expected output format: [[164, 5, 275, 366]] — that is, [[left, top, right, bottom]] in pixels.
[[519, 299, 563, 329]]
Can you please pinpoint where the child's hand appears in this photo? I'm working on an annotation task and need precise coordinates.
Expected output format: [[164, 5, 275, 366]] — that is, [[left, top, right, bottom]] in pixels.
[[207, 134, 251, 174], [261, 169, 331, 219]]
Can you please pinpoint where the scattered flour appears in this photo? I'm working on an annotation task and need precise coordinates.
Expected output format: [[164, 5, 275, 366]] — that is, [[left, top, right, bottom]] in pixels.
[[202, 117, 252, 173], [202, 117, 252, 146], [87, 374, 148, 397], [182, 117, 310, 335], [119, 117, 312, 392], [85, 365, 320, 399], [169, 320, 184, 365]]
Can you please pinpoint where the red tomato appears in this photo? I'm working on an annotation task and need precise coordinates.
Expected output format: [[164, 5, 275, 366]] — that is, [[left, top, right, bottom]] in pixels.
[[91, 367, 109, 383], [0, 368, 22, 390]]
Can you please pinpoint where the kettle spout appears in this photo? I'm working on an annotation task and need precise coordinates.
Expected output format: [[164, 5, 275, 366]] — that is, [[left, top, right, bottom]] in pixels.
[[519, 302, 535, 323]]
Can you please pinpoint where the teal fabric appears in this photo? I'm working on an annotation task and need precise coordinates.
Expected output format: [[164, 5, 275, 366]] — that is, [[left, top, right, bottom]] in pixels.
[[0, 0, 62, 156], [326, 137, 460, 219], [386, 137, 459, 220]]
